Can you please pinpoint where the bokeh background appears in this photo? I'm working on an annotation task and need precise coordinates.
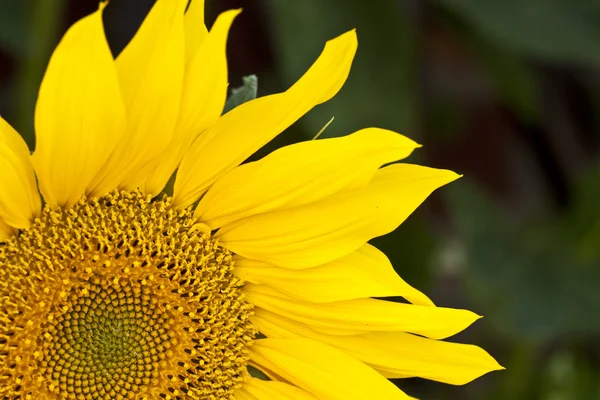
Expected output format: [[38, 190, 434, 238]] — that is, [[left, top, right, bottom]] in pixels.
[[1, 0, 600, 398]]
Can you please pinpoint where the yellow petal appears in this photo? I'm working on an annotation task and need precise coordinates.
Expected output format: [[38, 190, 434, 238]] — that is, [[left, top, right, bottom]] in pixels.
[[218, 163, 459, 268], [374, 337, 504, 384], [235, 390, 256, 400], [245, 284, 479, 340], [251, 338, 410, 400], [0, 218, 15, 241], [177, 9, 238, 138], [235, 390, 255, 400], [196, 128, 419, 228], [0, 117, 41, 228], [33, 3, 125, 207], [235, 243, 433, 305], [89, 0, 186, 196], [253, 309, 503, 385], [184, 0, 208, 62], [234, 261, 365, 335], [173, 30, 358, 208], [142, 10, 239, 196], [237, 378, 317, 400]]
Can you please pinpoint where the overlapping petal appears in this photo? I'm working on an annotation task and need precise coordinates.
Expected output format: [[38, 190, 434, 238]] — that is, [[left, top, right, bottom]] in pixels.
[[33, 3, 125, 207], [245, 284, 479, 339], [253, 309, 503, 385], [196, 128, 419, 228], [184, 0, 208, 62], [173, 30, 358, 208], [142, 10, 239, 195], [0, 218, 13, 241], [90, 0, 186, 195], [234, 243, 433, 305], [236, 378, 317, 400], [218, 163, 459, 268], [0, 117, 40, 229], [251, 338, 410, 400]]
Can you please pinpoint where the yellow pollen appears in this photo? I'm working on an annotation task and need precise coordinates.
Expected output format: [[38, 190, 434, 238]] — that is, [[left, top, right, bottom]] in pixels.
[[0, 190, 256, 399]]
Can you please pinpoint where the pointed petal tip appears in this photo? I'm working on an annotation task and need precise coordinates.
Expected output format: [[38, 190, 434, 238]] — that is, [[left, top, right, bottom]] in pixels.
[[439, 169, 462, 186], [447, 343, 505, 385], [329, 29, 358, 47], [346, 28, 358, 41], [449, 309, 483, 336], [212, 8, 242, 30], [222, 8, 243, 18], [454, 356, 505, 386], [481, 350, 506, 376]]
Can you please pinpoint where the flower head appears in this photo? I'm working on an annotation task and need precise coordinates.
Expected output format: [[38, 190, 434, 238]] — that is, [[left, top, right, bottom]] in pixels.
[[0, 0, 502, 398]]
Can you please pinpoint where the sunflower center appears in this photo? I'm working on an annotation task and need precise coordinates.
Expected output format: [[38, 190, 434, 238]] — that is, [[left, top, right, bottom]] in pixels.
[[0, 190, 256, 399]]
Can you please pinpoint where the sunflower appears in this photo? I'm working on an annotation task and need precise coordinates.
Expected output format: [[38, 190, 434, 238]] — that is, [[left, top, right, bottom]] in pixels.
[[0, 0, 502, 399]]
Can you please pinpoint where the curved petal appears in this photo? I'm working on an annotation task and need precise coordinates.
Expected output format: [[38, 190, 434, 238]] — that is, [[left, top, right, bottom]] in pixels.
[[251, 338, 410, 400], [234, 243, 433, 305], [184, 0, 208, 62], [142, 10, 239, 195], [0, 218, 15, 241], [33, 3, 125, 207], [196, 128, 419, 228], [245, 284, 479, 340], [173, 30, 358, 208], [253, 309, 503, 386], [218, 163, 459, 268], [236, 378, 317, 400], [89, 0, 186, 196], [0, 117, 40, 229]]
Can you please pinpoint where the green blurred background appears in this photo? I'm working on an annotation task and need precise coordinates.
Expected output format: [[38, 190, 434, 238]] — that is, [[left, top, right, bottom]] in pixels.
[[1, 0, 600, 398]]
